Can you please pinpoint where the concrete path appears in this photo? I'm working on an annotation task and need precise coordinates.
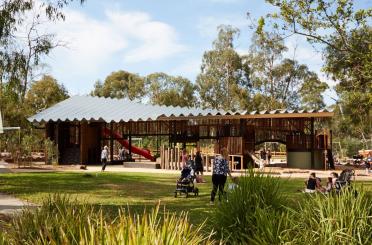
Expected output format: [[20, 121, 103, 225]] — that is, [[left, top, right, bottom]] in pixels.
[[0, 159, 12, 173], [0, 160, 35, 215], [0, 193, 35, 215]]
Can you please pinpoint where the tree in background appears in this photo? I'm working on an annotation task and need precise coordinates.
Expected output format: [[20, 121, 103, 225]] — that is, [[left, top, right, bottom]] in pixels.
[[0, 0, 85, 128], [299, 71, 328, 110], [91, 70, 145, 100], [196, 25, 251, 111], [324, 27, 371, 143], [246, 33, 328, 110], [26, 75, 69, 113], [146, 72, 196, 107], [258, 0, 371, 146]]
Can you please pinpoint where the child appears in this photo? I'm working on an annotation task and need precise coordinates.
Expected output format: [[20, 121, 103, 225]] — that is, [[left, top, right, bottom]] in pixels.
[[325, 177, 333, 193], [227, 177, 239, 191]]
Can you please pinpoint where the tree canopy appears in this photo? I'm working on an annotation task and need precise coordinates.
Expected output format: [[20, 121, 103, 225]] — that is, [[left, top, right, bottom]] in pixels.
[[196, 25, 251, 111], [26, 75, 69, 113], [91, 70, 146, 100], [245, 33, 328, 110], [146, 73, 196, 108]]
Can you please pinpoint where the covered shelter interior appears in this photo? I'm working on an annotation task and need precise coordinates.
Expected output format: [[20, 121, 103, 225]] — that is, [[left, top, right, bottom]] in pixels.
[[29, 96, 334, 170]]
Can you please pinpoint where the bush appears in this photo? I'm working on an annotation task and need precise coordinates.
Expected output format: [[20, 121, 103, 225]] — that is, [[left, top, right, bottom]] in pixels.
[[287, 188, 372, 245], [1, 194, 214, 245], [210, 169, 291, 244]]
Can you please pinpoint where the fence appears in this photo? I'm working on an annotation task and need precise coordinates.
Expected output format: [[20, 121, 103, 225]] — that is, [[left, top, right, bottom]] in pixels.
[[159, 145, 243, 172]]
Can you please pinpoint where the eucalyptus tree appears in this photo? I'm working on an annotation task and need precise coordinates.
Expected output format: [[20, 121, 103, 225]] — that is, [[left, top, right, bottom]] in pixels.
[[91, 70, 146, 101], [146, 72, 196, 107], [257, 0, 371, 140], [246, 33, 328, 110], [26, 75, 69, 113], [196, 25, 251, 111]]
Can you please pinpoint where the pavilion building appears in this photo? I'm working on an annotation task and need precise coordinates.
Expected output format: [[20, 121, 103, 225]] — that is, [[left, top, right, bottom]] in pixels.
[[28, 96, 334, 170]]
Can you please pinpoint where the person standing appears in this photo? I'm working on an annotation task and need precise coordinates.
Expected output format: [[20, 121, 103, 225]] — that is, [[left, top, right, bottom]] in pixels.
[[259, 149, 266, 171], [118, 146, 126, 161], [181, 149, 188, 168], [101, 146, 109, 171], [267, 149, 272, 165], [210, 147, 233, 204], [194, 151, 205, 183]]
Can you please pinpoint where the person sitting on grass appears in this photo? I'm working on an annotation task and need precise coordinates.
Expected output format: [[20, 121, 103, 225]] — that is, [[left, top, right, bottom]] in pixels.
[[324, 172, 339, 194], [304, 172, 322, 193]]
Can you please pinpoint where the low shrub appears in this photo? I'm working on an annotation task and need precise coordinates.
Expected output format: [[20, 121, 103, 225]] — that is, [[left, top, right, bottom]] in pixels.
[[287, 188, 372, 245], [1, 194, 214, 245], [210, 169, 290, 244]]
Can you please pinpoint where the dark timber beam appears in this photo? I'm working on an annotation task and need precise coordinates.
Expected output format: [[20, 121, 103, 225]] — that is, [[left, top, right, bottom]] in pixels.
[[310, 117, 315, 169], [110, 122, 114, 163]]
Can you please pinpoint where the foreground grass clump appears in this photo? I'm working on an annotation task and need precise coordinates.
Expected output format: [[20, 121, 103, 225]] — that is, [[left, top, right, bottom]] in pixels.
[[288, 188, 372, 245], [210, 169, 291, 244], [0, 194, 214, 245]]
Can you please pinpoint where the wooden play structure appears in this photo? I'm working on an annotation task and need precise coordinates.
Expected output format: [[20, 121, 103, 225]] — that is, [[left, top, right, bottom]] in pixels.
[[29, 96, 334, 170]]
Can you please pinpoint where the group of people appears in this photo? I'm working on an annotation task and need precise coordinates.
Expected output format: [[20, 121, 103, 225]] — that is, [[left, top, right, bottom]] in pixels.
[[180, 147, 236, 204], [181, 149, 205, 183], [304, 172, 339, 194], [101, 146, 128, 171]]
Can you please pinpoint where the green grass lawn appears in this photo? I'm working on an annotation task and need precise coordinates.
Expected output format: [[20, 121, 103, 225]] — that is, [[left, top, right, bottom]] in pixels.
[[0, 172, 371, 225]]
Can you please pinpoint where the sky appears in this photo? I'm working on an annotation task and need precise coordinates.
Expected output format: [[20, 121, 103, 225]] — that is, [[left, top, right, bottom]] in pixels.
[[35, 0, 370, 105]]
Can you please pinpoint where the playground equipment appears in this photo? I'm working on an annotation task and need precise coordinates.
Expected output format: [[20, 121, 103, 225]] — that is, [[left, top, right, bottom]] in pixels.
[[102, 128, 155, 161]]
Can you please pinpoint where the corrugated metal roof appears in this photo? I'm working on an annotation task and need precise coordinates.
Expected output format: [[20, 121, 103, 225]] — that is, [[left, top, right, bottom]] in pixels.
[[27, 96, 225, 123], [28, 95, 333, 123]]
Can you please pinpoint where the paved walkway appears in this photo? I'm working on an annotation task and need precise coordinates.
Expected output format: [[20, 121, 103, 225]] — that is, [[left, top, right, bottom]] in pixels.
[[0, 160, 35, 215], [0, 193, 35, 215]]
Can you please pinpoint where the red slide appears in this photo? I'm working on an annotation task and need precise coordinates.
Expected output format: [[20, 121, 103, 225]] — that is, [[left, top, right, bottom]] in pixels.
[[103, 128, 155, 161]]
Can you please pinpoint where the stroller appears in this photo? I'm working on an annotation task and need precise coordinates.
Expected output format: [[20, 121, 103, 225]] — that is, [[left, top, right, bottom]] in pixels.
[[174, 165, 199, 198], [335, 169, 355, 193]]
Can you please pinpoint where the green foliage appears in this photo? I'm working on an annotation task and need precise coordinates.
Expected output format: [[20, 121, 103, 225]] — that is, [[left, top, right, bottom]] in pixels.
[[210, 169, 289, 244], [287, 188, 372, 245], [196, 25, 251, 111], [25, 75, 69, 113], [246, 32, 328, 110], [91, 70, 145, 100], [0, 194, 214, 244], [146, 72, 196, 107], [44, 137, 58, 164], [260, 0, 372, 138]]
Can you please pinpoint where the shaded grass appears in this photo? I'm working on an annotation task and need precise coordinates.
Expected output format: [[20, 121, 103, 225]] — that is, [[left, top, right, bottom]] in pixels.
[[0, 171, 371, 225]]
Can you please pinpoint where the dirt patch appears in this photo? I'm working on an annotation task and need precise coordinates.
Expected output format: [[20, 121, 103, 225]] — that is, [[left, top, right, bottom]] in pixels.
[[102, 184, 126, 190], [283, 170, 309, 174]]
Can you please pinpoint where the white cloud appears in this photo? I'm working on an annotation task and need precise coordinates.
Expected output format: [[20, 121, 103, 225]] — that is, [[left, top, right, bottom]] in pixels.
[[169, 59, 201, 79], [106, 10, 186, 63], [46, 8, 186, 72], [284, 36, 323, 67], [197, 15, 247, 38]]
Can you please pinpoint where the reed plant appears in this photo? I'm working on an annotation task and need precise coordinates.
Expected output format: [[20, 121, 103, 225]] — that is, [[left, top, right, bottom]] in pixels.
[[287, 188, 372, 245], [210, 169, 290, 244], [1, 194, 214, 245]]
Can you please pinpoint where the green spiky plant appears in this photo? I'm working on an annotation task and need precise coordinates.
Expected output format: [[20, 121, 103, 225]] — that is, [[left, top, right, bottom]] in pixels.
[[287, 188, 372, 245], [210, 169, 291, 244], [1, 194, 214, 245]]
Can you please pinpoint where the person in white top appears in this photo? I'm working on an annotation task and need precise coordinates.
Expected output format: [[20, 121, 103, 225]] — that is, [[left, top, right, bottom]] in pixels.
[[101, 146, 109, 171]]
